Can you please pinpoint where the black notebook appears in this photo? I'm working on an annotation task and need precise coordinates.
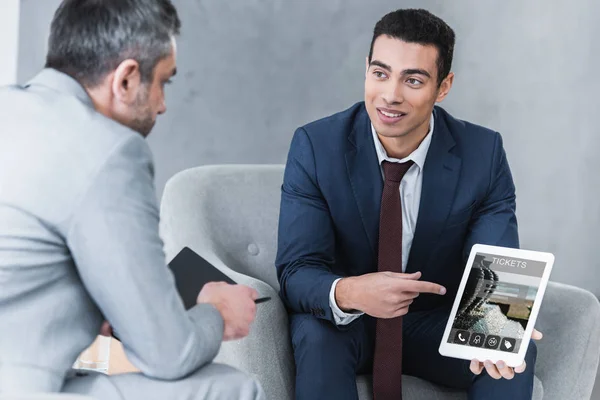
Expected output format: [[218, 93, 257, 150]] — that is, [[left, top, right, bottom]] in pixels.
[[169, 246, 270, 309], [111, 247, 270, 341]]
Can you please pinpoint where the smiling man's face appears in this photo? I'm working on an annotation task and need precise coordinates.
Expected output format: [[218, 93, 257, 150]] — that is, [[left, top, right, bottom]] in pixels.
[[365, 35, 444, 140]]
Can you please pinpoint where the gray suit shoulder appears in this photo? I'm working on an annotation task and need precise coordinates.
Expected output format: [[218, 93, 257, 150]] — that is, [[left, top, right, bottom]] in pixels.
[[0, 81, 153, 234]]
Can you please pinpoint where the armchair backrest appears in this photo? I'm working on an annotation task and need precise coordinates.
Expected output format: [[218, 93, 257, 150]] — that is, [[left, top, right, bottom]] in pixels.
[[160, 164, 284, 290]]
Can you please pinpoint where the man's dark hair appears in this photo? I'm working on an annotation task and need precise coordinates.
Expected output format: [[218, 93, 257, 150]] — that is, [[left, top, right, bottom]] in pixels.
[[368, 9, 455, 85], [45, 0, 181, 87]]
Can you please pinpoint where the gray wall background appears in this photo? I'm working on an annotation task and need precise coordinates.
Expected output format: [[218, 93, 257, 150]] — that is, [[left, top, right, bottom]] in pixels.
[[18, 0, 600, 301]]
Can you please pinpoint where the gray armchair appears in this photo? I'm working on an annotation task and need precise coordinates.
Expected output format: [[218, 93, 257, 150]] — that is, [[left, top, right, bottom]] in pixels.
[[159, 164, 600, 400]]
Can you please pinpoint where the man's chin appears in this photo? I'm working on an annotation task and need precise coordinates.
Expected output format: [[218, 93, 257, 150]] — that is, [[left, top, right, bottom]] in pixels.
[[374, 127, 412, 139], [130, 120, 155, 137], [139, 126, 154, 137]]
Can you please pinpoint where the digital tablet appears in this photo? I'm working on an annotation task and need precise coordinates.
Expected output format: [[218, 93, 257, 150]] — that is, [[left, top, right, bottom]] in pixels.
[[439, 244, 554, 367]]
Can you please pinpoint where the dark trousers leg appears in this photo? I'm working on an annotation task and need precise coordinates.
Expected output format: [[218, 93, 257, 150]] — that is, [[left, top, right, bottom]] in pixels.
[[290, 313, 372, 400], [402, 306, 538, 400]]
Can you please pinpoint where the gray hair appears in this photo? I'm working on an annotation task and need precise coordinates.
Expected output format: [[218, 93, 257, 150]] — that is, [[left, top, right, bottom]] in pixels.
[[45, 0, 181, 87]]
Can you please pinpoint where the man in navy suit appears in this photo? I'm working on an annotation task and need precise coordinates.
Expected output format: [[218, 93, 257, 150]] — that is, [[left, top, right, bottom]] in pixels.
[[276, 8, 541, 400]]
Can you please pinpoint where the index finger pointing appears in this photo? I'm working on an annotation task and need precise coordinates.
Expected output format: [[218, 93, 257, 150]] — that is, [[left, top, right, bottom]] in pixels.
[[405, 280, 447, 295]]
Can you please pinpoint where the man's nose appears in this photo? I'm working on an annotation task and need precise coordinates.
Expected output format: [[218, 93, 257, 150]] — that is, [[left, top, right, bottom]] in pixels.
[[381, 81, 404, 105], [157, 99, 167, 115]]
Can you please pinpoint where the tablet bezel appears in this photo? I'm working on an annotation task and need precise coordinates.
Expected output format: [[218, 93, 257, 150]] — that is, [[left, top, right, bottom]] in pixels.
[[438, 244, 554, 367]]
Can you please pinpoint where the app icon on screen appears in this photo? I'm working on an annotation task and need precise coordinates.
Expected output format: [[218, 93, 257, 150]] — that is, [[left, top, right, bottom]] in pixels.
[[484, 335, 501, 349], [500, 338, 516, 352], [469, 333, 485, 347], [454, 330, 470, 345]]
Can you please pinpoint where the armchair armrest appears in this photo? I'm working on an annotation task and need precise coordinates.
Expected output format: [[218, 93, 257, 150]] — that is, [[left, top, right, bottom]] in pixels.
[[206, 256, 295, 400], [534, 281, 600, 400]]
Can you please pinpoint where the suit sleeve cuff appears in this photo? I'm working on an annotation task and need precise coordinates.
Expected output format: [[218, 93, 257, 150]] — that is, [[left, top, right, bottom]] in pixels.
[[329, 278, 364, 326]]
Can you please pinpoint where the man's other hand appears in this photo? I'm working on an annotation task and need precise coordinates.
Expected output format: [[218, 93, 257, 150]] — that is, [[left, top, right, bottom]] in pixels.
[[470, 329, 543, 379], [197, 282, 259, 341]]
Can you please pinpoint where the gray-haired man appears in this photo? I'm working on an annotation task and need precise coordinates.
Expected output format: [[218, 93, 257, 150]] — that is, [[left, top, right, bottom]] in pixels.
[[0, 1, 264, 399]]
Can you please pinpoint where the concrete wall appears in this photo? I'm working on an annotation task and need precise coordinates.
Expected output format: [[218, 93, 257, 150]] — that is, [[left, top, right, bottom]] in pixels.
[[0, 0, 20, 85], [16, 0, 600, 297]]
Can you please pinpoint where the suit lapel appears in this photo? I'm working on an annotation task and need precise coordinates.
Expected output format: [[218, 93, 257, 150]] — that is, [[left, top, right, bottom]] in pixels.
[[345, 106, 383, 259], [406, 109, 462, 273]]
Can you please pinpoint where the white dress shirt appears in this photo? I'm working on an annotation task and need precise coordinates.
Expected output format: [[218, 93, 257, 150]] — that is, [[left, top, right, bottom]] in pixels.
[[329, 114, 435, 325]]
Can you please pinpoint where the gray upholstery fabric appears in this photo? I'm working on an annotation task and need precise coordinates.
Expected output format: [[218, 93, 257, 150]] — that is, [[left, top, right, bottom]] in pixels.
[[161, 165, 293, 400], [533, 281, 600, 400], [356, 374, 543, 400], [159, 164, 600, 400], [161, 165, 282, 290]]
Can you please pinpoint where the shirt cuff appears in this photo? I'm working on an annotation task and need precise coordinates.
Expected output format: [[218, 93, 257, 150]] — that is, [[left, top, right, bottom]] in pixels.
[[329, 278, 364, 325]]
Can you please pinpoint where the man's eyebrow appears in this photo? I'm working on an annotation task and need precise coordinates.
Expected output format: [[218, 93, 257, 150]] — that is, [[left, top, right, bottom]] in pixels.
[[369, 62, 431, 79], [369, 60, 392, 71], [401, 68, 431, 78]]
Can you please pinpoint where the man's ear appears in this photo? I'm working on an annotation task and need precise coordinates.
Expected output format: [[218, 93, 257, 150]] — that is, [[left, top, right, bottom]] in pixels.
[[436, 72, 454, 103], [111, 59, 142, 104]]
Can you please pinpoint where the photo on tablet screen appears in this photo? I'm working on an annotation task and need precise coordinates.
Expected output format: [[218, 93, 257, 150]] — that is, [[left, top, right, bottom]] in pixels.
[[447, 252, 547, 353]]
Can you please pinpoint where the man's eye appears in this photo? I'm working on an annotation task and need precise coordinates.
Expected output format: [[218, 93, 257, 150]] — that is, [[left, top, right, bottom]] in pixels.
[[374, 71, 387, 79], [407, 78, 422, 85]]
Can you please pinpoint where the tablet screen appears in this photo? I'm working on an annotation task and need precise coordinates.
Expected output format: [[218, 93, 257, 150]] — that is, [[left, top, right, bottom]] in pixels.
[[447, 251, 548, 354]]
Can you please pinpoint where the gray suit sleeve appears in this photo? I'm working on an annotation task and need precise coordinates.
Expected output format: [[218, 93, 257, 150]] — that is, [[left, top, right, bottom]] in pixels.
[[66, 134, 223, 380]]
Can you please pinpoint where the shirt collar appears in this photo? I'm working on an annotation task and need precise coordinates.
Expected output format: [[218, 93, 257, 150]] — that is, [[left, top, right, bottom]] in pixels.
[[371, 112, 434, 170], [25, 68, 95, 108]]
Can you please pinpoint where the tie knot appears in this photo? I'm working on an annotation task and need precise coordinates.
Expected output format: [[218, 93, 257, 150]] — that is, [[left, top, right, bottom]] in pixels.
[[382, 160, 414, 183]]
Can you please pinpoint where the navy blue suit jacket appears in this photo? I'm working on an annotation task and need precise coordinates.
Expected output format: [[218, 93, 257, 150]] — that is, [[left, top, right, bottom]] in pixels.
[[275, 102, 519, 325]]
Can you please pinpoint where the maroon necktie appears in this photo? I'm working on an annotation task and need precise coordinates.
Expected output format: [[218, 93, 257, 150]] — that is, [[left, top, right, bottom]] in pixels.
[[372, 160, 414, 400]]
